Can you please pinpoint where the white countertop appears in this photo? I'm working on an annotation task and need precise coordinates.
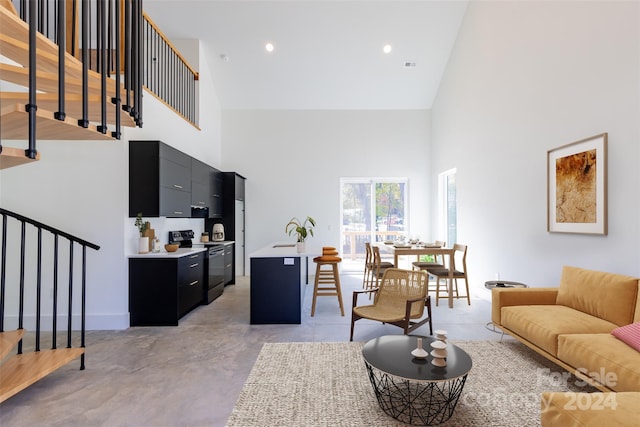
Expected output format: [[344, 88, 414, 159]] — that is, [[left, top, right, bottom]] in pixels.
[[127, 247, 207, 259], [250, 242, 324, 258], [192, 240, 235, 247]]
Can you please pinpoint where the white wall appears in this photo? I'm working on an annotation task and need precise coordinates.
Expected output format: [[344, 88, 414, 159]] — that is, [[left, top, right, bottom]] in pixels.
[[0, 41, 222, 330], [431, 0, 640, 291], [221, 109, 432, 271]]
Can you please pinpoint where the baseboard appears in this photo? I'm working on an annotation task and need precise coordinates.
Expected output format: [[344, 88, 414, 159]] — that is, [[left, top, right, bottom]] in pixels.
[[2, 313, 130, 331]]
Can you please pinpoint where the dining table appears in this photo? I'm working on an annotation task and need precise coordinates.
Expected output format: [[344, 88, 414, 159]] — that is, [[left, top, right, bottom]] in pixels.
[[375, 242, 457, 308]]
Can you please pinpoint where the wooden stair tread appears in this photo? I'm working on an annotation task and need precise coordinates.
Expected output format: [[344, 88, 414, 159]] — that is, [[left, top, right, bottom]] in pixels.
[[1, 7, 83, 77], [0, 329, 25, 360], [0, 0, 17, 15], [0, 347, 84, 403], [0, 146, 40, 169], [1, 92, 136, 127], [0, 7, 129, 98], [1, 103, 119, 141], [0, 61, 129, 100]]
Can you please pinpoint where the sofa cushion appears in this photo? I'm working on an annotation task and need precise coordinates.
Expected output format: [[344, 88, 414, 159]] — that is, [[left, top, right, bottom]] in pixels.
[[557, 334, 640, 392], [611, 321, 640, 352], [501, 305, 617, 357], [556, 266, 638, 326], [541, 392, 640, 427]]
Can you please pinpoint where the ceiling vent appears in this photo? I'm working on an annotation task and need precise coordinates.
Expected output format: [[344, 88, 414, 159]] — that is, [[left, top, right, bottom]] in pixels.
[[404, 61, 417, 68]]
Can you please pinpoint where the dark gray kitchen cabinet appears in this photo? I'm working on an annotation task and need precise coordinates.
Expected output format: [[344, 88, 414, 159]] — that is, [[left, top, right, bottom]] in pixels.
[[210, 172, 223, 218], [128, 251, 205, 326], [129, 140, 191, 217], [224, 243, 234, 284], [191, 158, 223, 219], [191, 158, 212, 214]]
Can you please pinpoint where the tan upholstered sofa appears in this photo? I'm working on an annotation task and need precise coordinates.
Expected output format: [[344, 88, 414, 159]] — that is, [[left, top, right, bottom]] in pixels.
[[492, 266, 640, 392], [492, 266, 640, 425]]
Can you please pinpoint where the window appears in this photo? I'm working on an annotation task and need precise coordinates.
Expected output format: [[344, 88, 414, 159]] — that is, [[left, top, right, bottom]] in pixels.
[[341, 178, 408, 259], [438, 169, 457, 246]]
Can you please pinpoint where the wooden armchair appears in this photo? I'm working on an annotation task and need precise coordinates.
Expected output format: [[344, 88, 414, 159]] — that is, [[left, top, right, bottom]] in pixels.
[[350, 268, 433, 341]]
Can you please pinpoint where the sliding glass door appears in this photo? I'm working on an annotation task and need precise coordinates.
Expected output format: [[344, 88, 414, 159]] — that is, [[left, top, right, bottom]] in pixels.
[[341, 178, 408, 260]]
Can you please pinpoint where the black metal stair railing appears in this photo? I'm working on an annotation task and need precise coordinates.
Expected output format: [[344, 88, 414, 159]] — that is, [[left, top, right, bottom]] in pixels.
[[11, 0, 144, 159], [0, 208, 100, 370], [142, 12, 199, 128]]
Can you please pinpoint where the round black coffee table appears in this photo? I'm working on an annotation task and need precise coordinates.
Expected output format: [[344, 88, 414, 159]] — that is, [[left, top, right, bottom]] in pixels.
[[362, 335, 472, 426]]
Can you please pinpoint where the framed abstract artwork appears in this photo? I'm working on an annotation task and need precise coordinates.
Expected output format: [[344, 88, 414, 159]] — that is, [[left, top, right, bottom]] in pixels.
[[547, 133, 608, 235]]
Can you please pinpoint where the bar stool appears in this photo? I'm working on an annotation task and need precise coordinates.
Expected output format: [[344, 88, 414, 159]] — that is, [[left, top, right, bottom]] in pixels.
[[311, 251, 345, 317]]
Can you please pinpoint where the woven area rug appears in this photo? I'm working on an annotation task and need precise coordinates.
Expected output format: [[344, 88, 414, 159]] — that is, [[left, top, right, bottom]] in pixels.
[[227, 340, 597, 426]]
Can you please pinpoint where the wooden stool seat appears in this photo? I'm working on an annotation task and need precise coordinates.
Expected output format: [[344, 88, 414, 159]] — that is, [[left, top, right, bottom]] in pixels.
[[312, 256, 345, 317]]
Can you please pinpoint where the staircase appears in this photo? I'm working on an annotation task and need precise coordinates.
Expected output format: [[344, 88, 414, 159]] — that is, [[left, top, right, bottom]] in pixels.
[[0, 329, 84, 402], [0, 0, 141, 169], [0, 208, 100, 403]]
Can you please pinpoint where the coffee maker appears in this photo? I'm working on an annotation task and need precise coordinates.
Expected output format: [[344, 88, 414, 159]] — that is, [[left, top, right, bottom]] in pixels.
[[212, 223, 225, 241]]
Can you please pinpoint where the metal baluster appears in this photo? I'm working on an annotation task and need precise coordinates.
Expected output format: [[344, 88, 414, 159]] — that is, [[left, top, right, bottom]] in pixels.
[[52, 235, 59, 349], [67, 241, 73, 348], [107, 0, 112, 77], [78, 0, 89, 128], [123, 0, 131, 113], [35, 228, 42, 352], [55, 0, 66, 121], [98, 0, 108, 134], [130, 0, 137, 120], [112, 0, 121, 139], [0, 214, 7, 332], [18, 221, 26, 354], [80, 245, 87, 370], [137, 0, 143, 127], [26, 0, 38, 159]]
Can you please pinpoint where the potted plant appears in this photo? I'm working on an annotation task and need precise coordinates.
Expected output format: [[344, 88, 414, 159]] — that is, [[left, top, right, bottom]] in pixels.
[[135, 213, 150, 253], [285, 216, 316, 253]]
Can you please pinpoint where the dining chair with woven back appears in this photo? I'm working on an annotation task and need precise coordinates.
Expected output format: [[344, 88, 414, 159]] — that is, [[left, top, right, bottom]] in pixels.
[[426, 243, 470, 306], [350, 268, 433, 341]]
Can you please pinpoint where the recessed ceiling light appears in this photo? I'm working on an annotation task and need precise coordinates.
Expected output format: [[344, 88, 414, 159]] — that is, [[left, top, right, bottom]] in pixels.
[[265, 42, 275, 53], [383, 44, 392, 54]]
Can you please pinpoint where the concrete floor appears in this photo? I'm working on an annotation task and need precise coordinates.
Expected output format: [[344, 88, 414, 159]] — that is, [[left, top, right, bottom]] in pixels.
[[0, 265, 503, 427]]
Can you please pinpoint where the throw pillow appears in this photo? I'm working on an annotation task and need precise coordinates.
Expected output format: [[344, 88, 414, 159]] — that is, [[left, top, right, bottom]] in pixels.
[[611, 321, 640, 352]]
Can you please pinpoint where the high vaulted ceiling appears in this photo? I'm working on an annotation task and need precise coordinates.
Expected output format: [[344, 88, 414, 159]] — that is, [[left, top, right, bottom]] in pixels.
[[143, 1, 468, 110]]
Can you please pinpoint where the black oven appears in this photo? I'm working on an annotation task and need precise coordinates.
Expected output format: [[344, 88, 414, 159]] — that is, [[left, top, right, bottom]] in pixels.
[[205, 245, 225, 304]]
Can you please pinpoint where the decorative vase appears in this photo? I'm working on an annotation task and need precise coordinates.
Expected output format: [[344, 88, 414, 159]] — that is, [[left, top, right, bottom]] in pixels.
[[138, 236, 149, 254], [296, 242, 306, 253], [411, 337, 428, 359]]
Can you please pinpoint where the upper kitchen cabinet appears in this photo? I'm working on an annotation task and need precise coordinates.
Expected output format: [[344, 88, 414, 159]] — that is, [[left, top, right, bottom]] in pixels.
[[129, 140, 191, 217], [191, 159, 223, 218]]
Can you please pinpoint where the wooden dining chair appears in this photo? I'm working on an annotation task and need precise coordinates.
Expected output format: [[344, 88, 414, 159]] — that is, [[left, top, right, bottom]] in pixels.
[[371, 245, 394, 287], [411, 240, 446, 271], [426, 243, 470, 306], [350, 268, 433, 341], [362, 242, 374, 290]]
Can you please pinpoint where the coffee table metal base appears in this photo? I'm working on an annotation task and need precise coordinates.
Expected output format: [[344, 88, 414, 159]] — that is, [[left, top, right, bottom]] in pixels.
[[364, 361, 468, 426]]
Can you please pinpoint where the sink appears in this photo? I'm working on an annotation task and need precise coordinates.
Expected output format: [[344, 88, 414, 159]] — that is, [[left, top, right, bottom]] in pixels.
[[272, 244, 296, 248]]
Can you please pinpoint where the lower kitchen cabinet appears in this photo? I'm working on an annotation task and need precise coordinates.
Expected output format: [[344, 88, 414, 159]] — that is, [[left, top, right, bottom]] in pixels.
[[224, 243, 234, 284], [129, 251, 205, 326]]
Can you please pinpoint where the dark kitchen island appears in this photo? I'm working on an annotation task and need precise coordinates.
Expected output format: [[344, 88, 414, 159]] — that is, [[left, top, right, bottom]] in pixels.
[[249, 243, 321, 324]]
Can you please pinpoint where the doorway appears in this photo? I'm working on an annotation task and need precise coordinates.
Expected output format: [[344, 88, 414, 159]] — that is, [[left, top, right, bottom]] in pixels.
[[340, 178, 408, 264]]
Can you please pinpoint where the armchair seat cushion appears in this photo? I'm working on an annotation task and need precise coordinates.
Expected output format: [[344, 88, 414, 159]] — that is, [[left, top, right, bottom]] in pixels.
[[501, 305, 617, 356], [353, 305, 420, 323]]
